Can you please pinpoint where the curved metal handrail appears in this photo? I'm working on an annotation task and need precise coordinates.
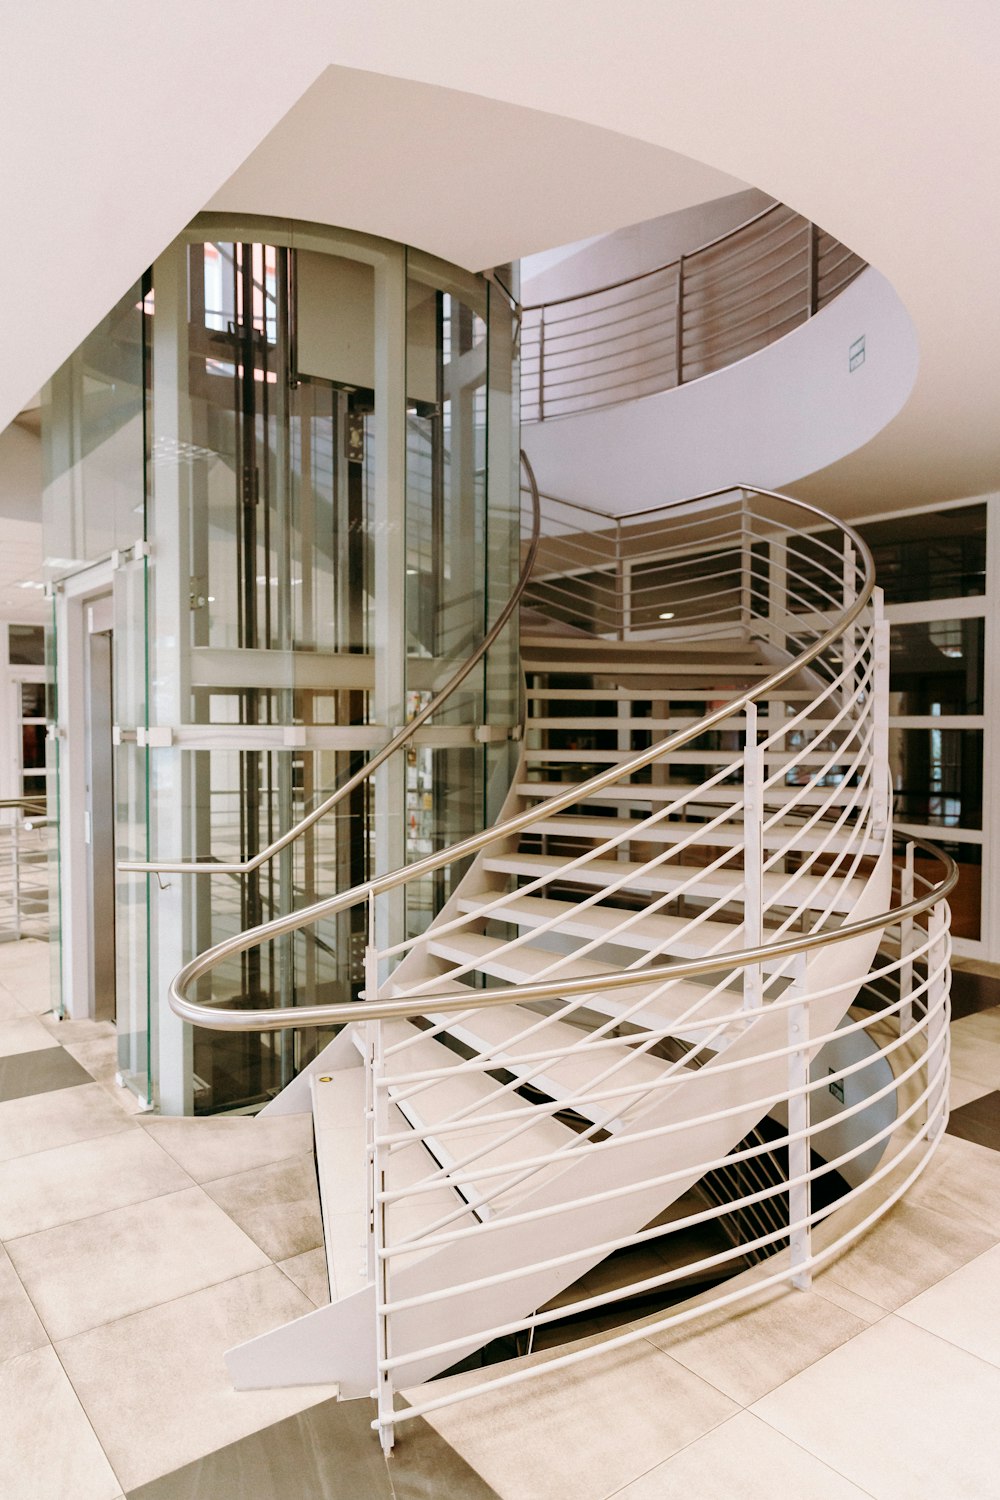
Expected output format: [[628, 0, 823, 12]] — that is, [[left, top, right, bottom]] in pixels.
[[171, 832, 956, 1032], [521, 201, 866, 421], [521, 201, 782, 314], [168, 481, 888, 1030], [120, 451, 542, 878]]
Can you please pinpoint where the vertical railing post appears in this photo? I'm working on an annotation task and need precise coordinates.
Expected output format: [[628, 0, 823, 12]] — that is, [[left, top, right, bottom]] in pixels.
[[674, 254, 685, 385], [739, 491, 754, 639], [899, 842, 915, 1039], [787, 954, 813, 1290], [537, 308, 546, 423], [841, 536, 858, 714], [807, 220, 819, 317], [926, 901, 950, 1137], [615, 518, 625, 642], [12, 821, 22, 941], [872, 589, 891, 840], [365, 894, 395, 1453], [743, 700, 764, 1011]]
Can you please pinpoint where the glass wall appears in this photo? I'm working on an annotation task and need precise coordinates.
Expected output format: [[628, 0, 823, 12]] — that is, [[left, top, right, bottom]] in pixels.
[[855, 503, 989, 944], [41, 216, 521, 1112]]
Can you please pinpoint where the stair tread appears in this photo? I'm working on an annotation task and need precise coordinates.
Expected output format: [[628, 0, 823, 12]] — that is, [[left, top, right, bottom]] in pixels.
[[380, 1021, 581, 1215], [483, 851, 862, 911], [521, 813, 878, 854], [410, 995, 676, 1131], [518, 779, 862, 807], [456, 892, 778, 963], [422, 931, 741, 1038]]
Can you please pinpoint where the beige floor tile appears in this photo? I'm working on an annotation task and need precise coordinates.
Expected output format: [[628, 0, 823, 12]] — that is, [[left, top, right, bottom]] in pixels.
[[751, 1315, 1000, 1500], [0, 985, 26, 1022], [948, 1015, 1000, 1095], [949, 1072, 993, 1109], [0, 1242, 47, 1361], [140, 1111, 313, 1182], [647, 1281, 867, 1404], [38, 1012, 117, 1045], [819, 1197, 995, 1311], [0, 1126, 192, 1239], [614, 1409, 872, 1499], [0, 1081, 135, 1163], [63, 1035, 121, 1086], [0, 1345, 121, 1500], [421, 1335, 737, 1500], [8, 1185, 270, 1341], [278, 1246, 330, 1307], [56, 1266, 339, 1492], [809, 1270, 887, 1325], [204, 1153, 324, 1262], [905, 1130, 1000, 1238], [0, 1013, 60, 1056], [897, 1239, 1000, 1369]]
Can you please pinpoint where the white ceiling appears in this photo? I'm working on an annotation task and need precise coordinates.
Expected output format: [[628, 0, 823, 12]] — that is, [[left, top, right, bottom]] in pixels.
[[2, 2, 1000, 511]]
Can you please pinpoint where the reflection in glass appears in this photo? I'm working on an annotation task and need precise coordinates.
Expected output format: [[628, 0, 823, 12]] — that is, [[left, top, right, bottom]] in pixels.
[[888, 618, 984, 715], [856, 505, 986, 604], [889, 728, 982, 829]]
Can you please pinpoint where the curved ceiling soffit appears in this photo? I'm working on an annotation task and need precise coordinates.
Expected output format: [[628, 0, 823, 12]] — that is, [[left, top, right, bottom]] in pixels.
[[522, 267, 919, 515]]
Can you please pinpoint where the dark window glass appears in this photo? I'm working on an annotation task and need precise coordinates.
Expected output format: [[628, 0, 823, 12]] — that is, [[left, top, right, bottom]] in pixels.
[[888, 618, 984, 715], [912, 841, 981, 942], [890, 728, 982, 830], [21, 725, 47, 771], [855, 505, 986, 604], [8, 625, 45, 666], [20, 683, 46, 718]]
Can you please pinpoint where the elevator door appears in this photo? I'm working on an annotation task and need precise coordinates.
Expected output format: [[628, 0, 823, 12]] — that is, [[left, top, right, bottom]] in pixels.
[[86, 606, 116, 1022]]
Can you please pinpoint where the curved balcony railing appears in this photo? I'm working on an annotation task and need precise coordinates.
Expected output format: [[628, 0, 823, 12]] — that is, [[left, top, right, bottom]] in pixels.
[[521, 203, 866, 422]]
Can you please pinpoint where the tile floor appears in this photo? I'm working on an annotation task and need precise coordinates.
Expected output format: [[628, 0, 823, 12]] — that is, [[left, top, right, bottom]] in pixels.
[[2, 935, 1000, 1499]]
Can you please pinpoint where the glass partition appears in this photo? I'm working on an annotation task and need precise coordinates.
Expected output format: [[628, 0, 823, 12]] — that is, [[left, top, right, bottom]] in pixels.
[[41, 218, 520, 1112]]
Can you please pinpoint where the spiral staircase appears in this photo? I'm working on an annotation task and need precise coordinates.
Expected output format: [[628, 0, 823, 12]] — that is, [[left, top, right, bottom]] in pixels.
[[160, 475, 953, 1450]]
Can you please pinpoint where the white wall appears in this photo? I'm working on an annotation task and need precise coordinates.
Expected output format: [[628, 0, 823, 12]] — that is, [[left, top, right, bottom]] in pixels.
[[522, 268, 918, 513], [0, 423, 42, 524]]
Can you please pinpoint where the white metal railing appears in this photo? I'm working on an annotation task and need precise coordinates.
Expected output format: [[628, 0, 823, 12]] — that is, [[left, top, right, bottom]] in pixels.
[[0, 797, 50, 944], [520, 203, 867, 422], [164, 483, 952, 1451]]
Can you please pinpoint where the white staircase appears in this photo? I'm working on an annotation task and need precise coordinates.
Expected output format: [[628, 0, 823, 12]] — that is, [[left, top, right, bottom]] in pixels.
[[169, 484, 951, 1452]]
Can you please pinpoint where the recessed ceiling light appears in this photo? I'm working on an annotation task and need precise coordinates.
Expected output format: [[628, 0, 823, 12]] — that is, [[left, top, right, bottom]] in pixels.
[[659, 611, 675, 620]]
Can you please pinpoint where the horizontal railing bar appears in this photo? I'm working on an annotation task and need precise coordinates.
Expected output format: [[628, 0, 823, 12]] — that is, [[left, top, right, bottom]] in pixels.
[[383, 1116, 942, 1431]]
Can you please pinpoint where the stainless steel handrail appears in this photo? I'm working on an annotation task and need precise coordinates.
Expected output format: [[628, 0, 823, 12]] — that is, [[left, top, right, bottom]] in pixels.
[[170, 832, 956, 1031], [168, 482, 887, 1029], [121, 451, 542, 878], [520, 202, 781, 313], [520, 201, 866, 422]]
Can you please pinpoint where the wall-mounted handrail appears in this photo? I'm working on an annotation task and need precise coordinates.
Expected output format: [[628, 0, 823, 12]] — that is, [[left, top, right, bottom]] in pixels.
[[119, 451, 541, 878]]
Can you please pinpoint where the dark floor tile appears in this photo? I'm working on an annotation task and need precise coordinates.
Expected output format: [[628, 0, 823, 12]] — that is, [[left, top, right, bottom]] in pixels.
[[0, 1045, 92, 1103], [123, 1391, 502, 1500], [388, 1406, 501, 1500], [950, 969, 1000, 1020], [125, 1396, 394, 1500], [946, 1090, 1000, 1153]]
